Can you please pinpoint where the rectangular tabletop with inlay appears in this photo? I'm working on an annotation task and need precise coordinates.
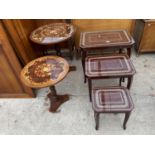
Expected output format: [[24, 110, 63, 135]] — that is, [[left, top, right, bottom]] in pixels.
[[85, 54, 136, 77], [92, 87, 134, 112], [80, 30, 134, 48]]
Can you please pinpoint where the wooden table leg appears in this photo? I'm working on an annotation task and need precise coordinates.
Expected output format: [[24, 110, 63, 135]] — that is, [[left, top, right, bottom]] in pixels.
[[47, 85, 69, 112], [127, 76, 133, 89], [123, 112, 131, 129], [94, 112, 99, 130], [81, 49, 87, 83], [42, 45, 48, 56], [119, 77, 122, 86], [88, 78, 92, 102], [67, 37, 74, 60], [43, 50, 48, 56], [119, 48, 123, 54], [54, 44, 61, 56], [81, 49, 85, 70], [127, 48, 131, 58], [76, 47, 80, 60]]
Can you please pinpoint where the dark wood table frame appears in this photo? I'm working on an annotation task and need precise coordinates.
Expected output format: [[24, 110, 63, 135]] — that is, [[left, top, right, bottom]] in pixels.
[[48, 85, 69, 112], [30, 23, 76, 60], [42, 36, 75, 60], [85, 54, 136, 101], [20, 56, 70, 113], [81, 46, 134, 82], [80, 30, 135, 82], [88, 76, 133, 102], [92, 87, 134, 130], [94, 110, 131, 130]]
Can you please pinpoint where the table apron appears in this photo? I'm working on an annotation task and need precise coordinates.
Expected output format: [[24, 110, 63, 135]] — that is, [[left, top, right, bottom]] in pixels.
[[86, 75, 133, 79], [80, 45, 133, 51], [94, 110, 132, 113]]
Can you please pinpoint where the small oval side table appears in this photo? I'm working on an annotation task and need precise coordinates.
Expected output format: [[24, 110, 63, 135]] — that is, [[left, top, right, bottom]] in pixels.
[[30, 22, 76, 59], [20, 56, 69, 112]]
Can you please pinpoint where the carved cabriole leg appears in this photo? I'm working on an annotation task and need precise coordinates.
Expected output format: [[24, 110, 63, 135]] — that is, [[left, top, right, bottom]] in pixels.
[[88, 78, 92, 102], [127, 76, 133, 89], [94, 112, 100, 130], [123, 112, 131, 129]]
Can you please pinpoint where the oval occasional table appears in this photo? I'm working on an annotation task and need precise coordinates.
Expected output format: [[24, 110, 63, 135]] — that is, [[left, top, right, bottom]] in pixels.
[[30, 22, 76, 59], [20, 56, 69, 112]]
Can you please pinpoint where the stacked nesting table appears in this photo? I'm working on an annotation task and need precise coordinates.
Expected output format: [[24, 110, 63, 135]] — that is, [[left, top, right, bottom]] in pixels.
[[80, 30, 135, 57], [85, 54, 136, 101], [80, 30, 135, 82], [92, 87, 134, 130], [80, 30, 136, 130]]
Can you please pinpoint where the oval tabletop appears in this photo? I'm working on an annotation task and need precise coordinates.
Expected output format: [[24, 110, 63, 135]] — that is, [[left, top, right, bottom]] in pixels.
[[20, 56, 69, 88], [30, 22, 76, 45]]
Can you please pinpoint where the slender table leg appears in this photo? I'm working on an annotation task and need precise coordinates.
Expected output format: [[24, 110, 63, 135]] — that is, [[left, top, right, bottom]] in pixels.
[[127, 48, 131, 58], [54, 44, 61, 56], [119, 48, 123, 54], [42, 45, 48, 56], [81, 49, 87, 83], [47, 85, 69, 112], [119, 77, 122, 86], [123, 112, 131, 129], [76, 47, 80, 60], [68, 37, 74, 60], [43, 50, 48, 56], [127, 76, 133, 89], [88, 78, 92, 102], [94, 112, 99, 130]]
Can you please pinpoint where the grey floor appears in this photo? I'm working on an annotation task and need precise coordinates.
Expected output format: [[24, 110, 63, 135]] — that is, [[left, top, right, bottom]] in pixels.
[[0, 49, 155, 135]]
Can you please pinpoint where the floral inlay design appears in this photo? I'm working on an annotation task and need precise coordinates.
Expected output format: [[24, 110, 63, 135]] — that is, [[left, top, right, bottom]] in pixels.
[[25, 58, 64, 84], [30, 23, 75, 44]]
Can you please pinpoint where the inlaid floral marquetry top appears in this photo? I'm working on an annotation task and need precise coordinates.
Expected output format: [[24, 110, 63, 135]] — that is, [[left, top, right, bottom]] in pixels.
[[20, 56, 69, 88], [30, 23, 76, 45]]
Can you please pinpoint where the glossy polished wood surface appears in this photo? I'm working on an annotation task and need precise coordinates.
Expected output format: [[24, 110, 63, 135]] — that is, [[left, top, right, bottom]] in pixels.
[[92, 87, 134, 130], [80, 30, 134, 48], [140, 21, 155, 52], [0, 22, 34, 98], [30, 23, 76, 45], [134, 19, 155, 54], [2, 20, 67, 65], [2, 19, 135, 63], [21, 56, 69, 88], [2, 20, 37, 65], [35, 19, 67, 27], [72, 19, 135, 46], [85, 54, 136, 77]]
